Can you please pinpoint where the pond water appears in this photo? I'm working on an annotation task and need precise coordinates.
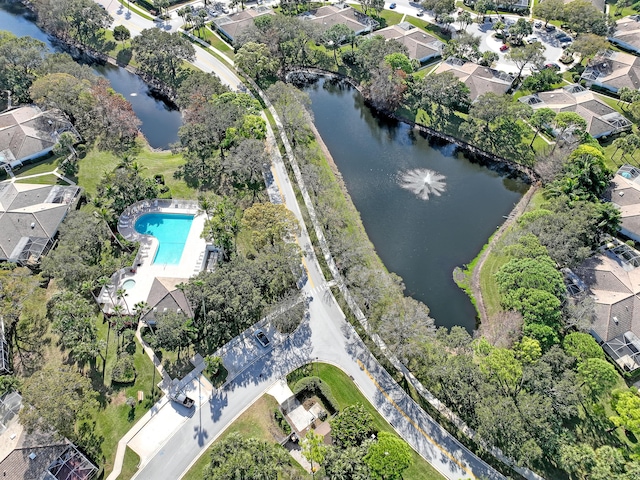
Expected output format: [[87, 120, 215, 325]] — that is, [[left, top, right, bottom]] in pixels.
[[0, 1, 182, 149], [302, 78, 529, 331]]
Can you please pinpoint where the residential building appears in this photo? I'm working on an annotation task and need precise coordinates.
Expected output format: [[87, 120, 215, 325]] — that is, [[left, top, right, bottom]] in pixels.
[[609, 15, 640, 55], [574, 242, 640, 371], [581, 50, 640, 93], [0, 393, 98, 480], [0, 106, 72, 173], [375, 22, 444, 63], [141, 277, 194, 326], [0, 182, 80, 265], [518, 84, 632, 139], [433, 57, 514, 102], [301, 5, 377, 35], [212, 6, 275, 44]]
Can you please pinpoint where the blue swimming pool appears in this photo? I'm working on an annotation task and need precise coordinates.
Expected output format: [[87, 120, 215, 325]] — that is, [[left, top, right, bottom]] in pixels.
[[134, 213, 194, 265]]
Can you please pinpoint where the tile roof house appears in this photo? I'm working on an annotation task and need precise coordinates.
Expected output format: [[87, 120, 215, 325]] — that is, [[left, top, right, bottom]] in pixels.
[[141, 277, 193, 325], [375, 22, 444, 63], [0, 393, 97, 480], [0, 182, 80, 265], [301, 5, 377, 35], [433, 58, 514, 101], [0, 106, 72, 172], [212, 6, 275, 43], [574, 243, 640, 371], [604, 165, 640, 244], [581, 50, 640, 93], [518, 84, 632, 139], [609, 15, 640, 55]]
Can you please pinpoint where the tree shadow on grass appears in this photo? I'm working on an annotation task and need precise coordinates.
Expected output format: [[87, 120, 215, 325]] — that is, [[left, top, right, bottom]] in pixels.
[[117, 47, 133, 67]]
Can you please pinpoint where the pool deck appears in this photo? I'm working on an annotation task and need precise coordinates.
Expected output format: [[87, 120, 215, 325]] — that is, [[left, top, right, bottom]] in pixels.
[[99, 199, 209, 315]]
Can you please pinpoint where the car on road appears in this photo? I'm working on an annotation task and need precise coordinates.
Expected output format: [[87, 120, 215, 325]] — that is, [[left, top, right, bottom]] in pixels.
[[545, 62, 561, 70], [390, 2, 397, 8], [499, 44, 509, 51], [417, 9, 424, 16], [255, 329, 270, 348]]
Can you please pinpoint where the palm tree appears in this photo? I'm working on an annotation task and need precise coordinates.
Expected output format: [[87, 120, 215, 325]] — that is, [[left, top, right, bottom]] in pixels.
[[134, 301, 150, 323], [94, 207, 126, 251], [116, 287, 131, 316], [612, 136, 627, 161]]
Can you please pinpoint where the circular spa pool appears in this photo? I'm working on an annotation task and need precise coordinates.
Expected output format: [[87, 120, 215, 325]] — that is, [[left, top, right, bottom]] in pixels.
[[122, 279, 136, 290]]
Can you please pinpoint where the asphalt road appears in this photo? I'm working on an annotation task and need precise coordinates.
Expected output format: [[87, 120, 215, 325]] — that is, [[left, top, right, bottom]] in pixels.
[[96, 2, 506, 479]]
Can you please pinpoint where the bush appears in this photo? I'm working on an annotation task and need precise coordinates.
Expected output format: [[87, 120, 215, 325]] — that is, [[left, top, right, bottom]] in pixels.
[[273, 408, 292, 435], [122, 329, 136, 355], [204, 355, 222, 377], [76, 144, 87, 158], [292, 376, 339, 415], [112, 354, 136, 384]]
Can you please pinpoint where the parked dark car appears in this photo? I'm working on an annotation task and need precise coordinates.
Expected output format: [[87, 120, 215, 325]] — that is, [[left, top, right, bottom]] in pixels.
[[545, 63, 561, 70], [545, 24, 556, 32], [255, 329, 270, 348]]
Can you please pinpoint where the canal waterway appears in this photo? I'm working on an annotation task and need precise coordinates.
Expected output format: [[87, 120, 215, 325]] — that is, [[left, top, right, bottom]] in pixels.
[[302, 79, 529, 331], [0, 1, 182, 149]]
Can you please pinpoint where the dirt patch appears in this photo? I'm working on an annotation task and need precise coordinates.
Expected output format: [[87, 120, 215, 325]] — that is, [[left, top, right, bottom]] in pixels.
[[110, 390, 127, 407]]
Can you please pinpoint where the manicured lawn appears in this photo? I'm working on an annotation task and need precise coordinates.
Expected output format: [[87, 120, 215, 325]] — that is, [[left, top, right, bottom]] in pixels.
[[478, 246, 509, 318], [78, 146, 198, 199], [118, 447, 141, 480], [290, 363, 445, 480], [14, 153, 64, 177], [15, 174, 68, 185], [90, 318, 159, 477], [405, 16, 451, 42], [348, 4, 404, 28], [198, 26, 235, 59], [181, 395, 304, 480]]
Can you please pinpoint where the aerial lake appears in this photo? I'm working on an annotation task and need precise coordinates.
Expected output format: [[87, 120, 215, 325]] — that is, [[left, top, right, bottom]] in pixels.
[[302, 78, 529, 331], [0, 1, 182, 149]]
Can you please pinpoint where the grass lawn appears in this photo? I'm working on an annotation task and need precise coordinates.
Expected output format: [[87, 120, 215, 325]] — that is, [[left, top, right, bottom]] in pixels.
[[200, 26, 235, 59], [477, 188, 546, 318], [78, 146, 198, 199], [118, 447, 141, 480], [478, 246, 510, 318], [181, 395, 306, 480], [289, 363, 445, 480], [405, 16, 451, 42], [15, 174, 69, 185], [348, 4, 404, 28], [13, 153, 64, 177], [90, 318, 159, 477]]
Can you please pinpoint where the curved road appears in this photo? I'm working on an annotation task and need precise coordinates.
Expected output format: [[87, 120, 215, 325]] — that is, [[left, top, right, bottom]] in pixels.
[[96, 2, 505, 479]]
